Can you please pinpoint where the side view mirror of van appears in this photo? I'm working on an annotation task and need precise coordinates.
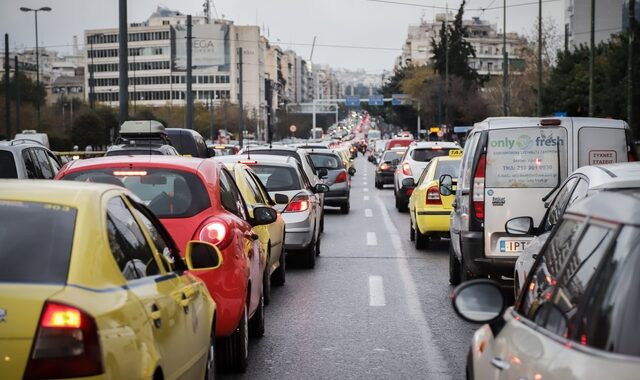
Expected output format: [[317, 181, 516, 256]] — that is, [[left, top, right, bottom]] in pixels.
[[439, 174, 453, 196], [505, 217, 534, 235]]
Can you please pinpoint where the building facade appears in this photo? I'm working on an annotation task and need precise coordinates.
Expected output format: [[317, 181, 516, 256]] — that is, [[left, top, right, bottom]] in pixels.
[[565, 0, 624, 48]]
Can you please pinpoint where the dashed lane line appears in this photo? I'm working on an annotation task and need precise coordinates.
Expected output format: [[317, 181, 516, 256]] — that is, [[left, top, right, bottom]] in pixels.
[[365, 208, 373, 217], [364, 195, 370, 201], [368, 275, 386, 306], [366, 232, 378, 246]]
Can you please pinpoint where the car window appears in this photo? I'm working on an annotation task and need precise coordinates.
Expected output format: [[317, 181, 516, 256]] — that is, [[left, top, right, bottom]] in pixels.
[[128, 200, 181, 269], [410, 148, 457, 162], [195, 135, 208, 157], [382, 150, 405, 163], [434, 160, 461, 179], [0, 151, 18, 178], [566, 179, 589, 207], [298, 163, 313, 189], [33, 149, 54, 179], [0, 200, 76, 284], [518, 217, 584, 321], [219, 169, 248, 220], [251, 165, 302, 192], [248, 170, 274, 204], [460, 133, 479, 191], [47, 152, 61, 175], [544, 177, 579, 231], [22, 149, 41, 179], [575, 226, 640, 356], [106, 197, 162, 280], [243, 168, 267, 204], [309, 153, 342, 169], [417, 161, 433, 186]]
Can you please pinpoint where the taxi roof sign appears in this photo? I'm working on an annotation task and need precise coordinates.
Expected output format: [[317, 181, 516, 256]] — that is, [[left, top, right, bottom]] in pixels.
[[448, 149, 463, 157]]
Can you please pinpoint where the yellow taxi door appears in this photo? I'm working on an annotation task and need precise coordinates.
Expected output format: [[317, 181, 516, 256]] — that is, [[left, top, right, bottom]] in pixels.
[[106, 196, 207, 379]]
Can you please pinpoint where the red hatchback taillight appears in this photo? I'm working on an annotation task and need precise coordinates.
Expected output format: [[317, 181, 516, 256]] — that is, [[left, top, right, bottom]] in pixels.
[[402, 162, 412, 176], [24, 302, 103, 380], [335, 170, 348, 183], [426, 186, 442, 205], [198, 219, 232, 249], [472, 154, 486, 220], [379, 163, 391, 171], [284, 193, 310, 213]]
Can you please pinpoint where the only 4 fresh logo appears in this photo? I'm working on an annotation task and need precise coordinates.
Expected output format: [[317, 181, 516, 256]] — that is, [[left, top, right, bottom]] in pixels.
[[491, 135, 565, 150]]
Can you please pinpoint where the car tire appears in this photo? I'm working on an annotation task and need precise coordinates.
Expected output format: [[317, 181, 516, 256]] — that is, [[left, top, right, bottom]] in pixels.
[[409, 219, 415, 241], [415, 229, 429, 250], [249, 291, 265, 338], [340, 202, 350, 214], [460, 253, 476, 283], [218, 306, 248, 372], [315, 234, 321, 256], [449, 243, 461, 285], [262, 250, 271, 306], [205, 327, 217, 380], [375, 180, 382, 189], [395, 194, 408, 212], [272, 247, 286, 286], [320, 214, 325, 233]]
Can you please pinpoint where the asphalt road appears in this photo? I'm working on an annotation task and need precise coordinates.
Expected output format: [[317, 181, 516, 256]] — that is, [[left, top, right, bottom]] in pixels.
[[222, 156, 479, 380]]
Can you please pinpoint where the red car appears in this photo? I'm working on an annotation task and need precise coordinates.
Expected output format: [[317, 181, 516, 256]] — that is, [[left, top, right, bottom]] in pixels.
[[56, 156, 275, 372], [385, 138, 413, 150]]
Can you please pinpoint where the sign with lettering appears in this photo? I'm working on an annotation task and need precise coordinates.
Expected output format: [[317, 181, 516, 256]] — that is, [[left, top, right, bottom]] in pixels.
[[589, 150, 617, 165], [174, 24, 229, 70]]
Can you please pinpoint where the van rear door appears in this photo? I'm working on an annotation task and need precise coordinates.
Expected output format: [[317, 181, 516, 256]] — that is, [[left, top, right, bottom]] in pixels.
[[483, 125, 569, 258], [575, 120, 629, 166]]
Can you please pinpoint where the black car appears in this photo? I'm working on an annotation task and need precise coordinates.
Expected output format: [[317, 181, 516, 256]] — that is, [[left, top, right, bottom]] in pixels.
[[166, 128, 212, 158], [374, 148, 406, 189]]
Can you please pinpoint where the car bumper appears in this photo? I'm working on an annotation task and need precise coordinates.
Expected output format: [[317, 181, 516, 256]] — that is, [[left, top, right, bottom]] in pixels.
[[415, 209, 451, 234], [461, 231, 517, 277], [282, 211, 314, 250], [324, 183, 349, 205], [375, 171, 394, 184]]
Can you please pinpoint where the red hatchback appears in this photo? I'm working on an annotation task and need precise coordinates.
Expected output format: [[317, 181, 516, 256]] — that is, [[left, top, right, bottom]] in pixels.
[[56, 156, 275, 372]]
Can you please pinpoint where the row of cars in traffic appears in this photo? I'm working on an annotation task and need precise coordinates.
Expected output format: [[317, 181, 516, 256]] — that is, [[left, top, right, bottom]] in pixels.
[[369, 117, 640, 379], [0, 123, 357, 378]]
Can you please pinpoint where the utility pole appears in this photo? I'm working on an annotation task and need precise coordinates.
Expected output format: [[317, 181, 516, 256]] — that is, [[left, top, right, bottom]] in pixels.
[[118, 0, 128, 125], [444, 5, 449, 126], [15, 56, 21, 132], [589, 0, 595, 117], [537, 0, 542, 116], [185, 15, 194, 129], [4, 33, 10, 139], [502, 0, 510, 116], [208, 94, 215, 141], [628, 0, 636, 133], [238, 47, 244, 147]]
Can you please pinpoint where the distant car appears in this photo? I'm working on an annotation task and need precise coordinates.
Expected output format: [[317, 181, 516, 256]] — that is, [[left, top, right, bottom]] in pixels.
[[209, 144, 240, 156], [374, 148, 407, 189], [0, 180, 220, 379], [394, 141, 462, 212], [306, 149, 355, 214], [167, 128, 213, 158], [105, 142, 180, 156], [384, 138, 413, 151], [452, 190, 640, 380], [0, 139, 62, 179], [407, 156, 462, 249], [510, 162, 640, 294]]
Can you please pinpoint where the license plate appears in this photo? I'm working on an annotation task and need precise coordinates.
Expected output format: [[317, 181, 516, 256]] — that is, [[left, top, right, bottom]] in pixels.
[[498, 239, 530, 253]]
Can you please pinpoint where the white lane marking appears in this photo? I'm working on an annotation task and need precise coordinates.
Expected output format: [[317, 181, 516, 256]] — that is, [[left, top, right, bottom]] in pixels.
[[368, 276, 386, 306], [363, 188, 369, 192], [375, 197, 451, 378], [364, 195, 370, 201], [366, 232, 378, 246], [363, 181, 368, 186], [365, 208, 373, 217]]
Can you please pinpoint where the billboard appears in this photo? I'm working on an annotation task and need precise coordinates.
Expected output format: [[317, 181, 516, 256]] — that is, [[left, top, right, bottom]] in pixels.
[[174, 24, 229, 70]]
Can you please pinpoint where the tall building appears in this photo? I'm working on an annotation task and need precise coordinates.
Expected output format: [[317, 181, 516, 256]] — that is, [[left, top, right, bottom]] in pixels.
[[565, 0, 624, 48]]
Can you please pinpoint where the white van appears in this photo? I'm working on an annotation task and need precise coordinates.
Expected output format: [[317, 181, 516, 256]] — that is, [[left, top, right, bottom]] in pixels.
[[447, 117, 635, 284], [14, 130, 50, 149]]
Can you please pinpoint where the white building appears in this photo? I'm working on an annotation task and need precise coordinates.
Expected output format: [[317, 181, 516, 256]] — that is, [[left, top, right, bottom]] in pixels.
[[565, 0, 624, 48]]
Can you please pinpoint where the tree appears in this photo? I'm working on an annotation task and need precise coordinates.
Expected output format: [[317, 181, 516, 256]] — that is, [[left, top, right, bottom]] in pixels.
[[71, 111, 108, 148]]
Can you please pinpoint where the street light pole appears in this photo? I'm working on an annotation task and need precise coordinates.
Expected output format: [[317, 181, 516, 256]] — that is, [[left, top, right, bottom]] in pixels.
[[20, 6, 51, 129]]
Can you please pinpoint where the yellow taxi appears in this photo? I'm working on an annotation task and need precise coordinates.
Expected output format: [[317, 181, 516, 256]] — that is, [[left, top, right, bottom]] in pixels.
[[0, 180, 222, 379], [215, 159, 287, 305], [408, 155, 461, 249]]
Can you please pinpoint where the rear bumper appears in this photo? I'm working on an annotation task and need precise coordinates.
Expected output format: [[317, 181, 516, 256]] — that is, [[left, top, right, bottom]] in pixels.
[[461, 231, 517, 277], [415, 210, 451, 233], [282, 212, 314, 249], [375, 172, 394, 184], [324, 183, 349, 205]]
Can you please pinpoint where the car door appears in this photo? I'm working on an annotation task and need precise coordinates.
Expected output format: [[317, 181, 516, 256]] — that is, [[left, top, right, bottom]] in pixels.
[[451, 132, 480, 257], [298, 163, 320, 236], [105, 196, 194, 379]]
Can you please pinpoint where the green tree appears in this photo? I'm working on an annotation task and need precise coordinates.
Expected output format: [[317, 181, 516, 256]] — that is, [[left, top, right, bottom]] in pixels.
[[71, 111, 108, 148]]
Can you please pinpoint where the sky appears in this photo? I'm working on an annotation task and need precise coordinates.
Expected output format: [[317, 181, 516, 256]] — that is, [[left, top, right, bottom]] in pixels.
[[1, 0, 565, 73]]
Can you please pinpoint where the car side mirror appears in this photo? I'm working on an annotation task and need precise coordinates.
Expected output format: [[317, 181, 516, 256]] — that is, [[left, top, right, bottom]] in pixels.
[[206, 147, 217, 158], [274, 193, 289, 204], [185, 241, 223, 270], [317, 168, 329, 179], [348, 167, 356, 176], [439, 174, 453, 196], [505, 216, 534, 235], [401, 177, 415, 188], [451, 279, 505, 324], [252, 206, 277, 226], [313, 183, 330, 194]]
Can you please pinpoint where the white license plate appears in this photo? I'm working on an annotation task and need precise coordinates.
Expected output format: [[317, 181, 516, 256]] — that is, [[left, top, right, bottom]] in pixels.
[[498, 239, 531, 253]]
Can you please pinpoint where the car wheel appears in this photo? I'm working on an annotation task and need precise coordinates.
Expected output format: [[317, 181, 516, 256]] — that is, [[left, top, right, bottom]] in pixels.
[[218, 306, 248, 372], [249, 291, 265, 338], [205, 328, 216, 380], [340, 202, 350, 214], [262, 250, 271, 306], [315, 233, 321, 256], [449, 243, 461, 285], [375, 180, 382, 189], [460, 253, 475, 283], [272, 247, 286, 286], [320, 214, 325, 233], [415, 229, 429, 250], [409, 218, 415, 241]]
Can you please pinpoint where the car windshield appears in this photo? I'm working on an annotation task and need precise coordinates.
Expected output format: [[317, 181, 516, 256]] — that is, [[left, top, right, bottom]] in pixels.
[[411, 148, 457, 162], [251, 165, 301, 191], [308, 153, 343, 169], [382, 150, 405, 162], [62, 168, 210, 218], [0, 201, 77, 284], [435, 160, 461, 179], [0, 151, 18, 178]]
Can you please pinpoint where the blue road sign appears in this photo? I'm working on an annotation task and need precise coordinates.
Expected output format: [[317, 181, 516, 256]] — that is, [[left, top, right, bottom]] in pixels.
[[553, 112, 568, 117], [345, 96, 360, 107], [392, 94, 410, 106], [369, 95, 384, 106]]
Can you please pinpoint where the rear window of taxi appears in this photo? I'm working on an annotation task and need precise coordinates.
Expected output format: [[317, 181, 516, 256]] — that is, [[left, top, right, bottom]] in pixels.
[[0, 200, 77, 284], [411, 147, 460, 162]]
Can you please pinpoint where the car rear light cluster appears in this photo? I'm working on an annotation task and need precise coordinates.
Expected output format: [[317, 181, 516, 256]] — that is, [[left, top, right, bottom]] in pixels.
[[472, 154, 486, 220], [426, 186, 442, 205], [335, 170, 348, 183], [379, 163, 391, 171], [402, 162, 412, 176], [284, 193, 310, 213], [629, 151, 637, 162], [198, 219, 232, 249], [24, 302, 103, 380]]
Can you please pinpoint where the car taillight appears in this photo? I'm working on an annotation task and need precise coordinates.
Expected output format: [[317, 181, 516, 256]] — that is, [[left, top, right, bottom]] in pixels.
[[426, 186, 442, 205], [284, 193, 310, 213], [402, 162, 412, 176], [24, 302, 103, 380], [379, 163, 390, 171], [198, 220, 232, 248], [472, 154, 486, 220], [335, 170, 348, 183], [629, 151, 637, 162]]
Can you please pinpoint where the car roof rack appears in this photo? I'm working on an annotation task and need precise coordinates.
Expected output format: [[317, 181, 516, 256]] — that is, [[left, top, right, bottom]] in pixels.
[[10, 138, 47, 147]]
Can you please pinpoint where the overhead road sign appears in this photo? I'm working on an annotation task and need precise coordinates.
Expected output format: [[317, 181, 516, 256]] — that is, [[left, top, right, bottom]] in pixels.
[[345, 96, 360, 107], [369, 95, 384, 106], [453, 126, 473, 134], [553, 112, 568, 117], [391, 94, 411, 106]]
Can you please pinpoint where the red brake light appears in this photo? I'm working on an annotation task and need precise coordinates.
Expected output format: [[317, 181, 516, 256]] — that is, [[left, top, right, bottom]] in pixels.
[[472, 154, 486, 220], [402, 162, 412, 176], [198, 220, 231, 248], [239, 160, 257, 165], [113, 170, 147, 176], [379, 163, 390, 171], [426, 186, 442, 205], [284, 193, 310, 213], [24, 302, 103, 380], [335, 170, 348, 183]]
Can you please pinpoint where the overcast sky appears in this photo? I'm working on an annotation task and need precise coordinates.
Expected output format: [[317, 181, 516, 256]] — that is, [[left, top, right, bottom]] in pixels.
[[1, 0, 565, 72]]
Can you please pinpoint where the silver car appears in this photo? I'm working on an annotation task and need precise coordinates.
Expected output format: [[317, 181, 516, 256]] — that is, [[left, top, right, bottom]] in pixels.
[[305, 149, 355, 214], [0, 140, 62, 179], [236, 155, 329, 268]]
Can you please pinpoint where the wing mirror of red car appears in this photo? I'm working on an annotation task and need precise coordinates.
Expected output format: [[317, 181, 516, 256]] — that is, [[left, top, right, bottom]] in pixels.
[[185, 241, 223, 271]]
